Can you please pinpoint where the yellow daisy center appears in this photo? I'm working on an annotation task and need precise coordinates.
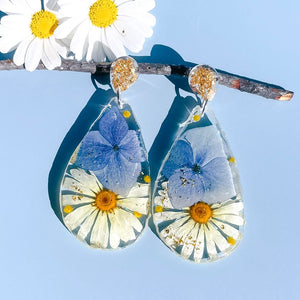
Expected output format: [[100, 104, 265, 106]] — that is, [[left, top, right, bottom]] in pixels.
[[190, 202, 212, 224], [30, 10, 58, 39], [95, 190, 117, 211], [89, 0, 118, 28]]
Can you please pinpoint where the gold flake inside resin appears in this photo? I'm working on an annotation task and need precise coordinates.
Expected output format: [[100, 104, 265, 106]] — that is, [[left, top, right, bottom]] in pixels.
[[189, 65, 218, 101], [110, 57, 138, 92]]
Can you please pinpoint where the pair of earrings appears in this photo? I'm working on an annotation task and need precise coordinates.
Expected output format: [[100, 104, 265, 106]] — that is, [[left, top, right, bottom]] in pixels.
[[58, 56, 244, 263]]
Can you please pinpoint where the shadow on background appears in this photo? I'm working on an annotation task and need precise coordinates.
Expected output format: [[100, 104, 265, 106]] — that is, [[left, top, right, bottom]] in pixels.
[[48, 76, 114, 224], [48, 44, 199, 235]]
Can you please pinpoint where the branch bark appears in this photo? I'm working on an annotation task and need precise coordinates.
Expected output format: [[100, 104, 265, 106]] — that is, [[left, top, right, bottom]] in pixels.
[[0, 59, 293, 101]]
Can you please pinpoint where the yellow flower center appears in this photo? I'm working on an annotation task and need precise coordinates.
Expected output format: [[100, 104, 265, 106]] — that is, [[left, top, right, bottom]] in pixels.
[[155, 205, 163, 213], [123, 110, 131, 118], [190, 202, 212, 224], [143, 175, 151, 183], [30, 10, 58, 39], [95, 190, 117, 211], [63, 205, 74, 214], [89, 0, 118, 28], [227, 236, 236, 245]]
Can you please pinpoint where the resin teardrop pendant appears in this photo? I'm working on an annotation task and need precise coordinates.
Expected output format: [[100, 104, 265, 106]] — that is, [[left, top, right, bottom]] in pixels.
[[152, 66, 244, 262], [59, 97, 150, 249]]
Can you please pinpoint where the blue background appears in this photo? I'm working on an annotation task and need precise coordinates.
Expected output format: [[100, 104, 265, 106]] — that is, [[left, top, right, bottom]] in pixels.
[[0, 1, 299, 299]]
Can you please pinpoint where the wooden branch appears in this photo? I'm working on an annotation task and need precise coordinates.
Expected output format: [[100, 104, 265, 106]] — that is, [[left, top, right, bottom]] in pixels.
[[0, 59, 293, 101]]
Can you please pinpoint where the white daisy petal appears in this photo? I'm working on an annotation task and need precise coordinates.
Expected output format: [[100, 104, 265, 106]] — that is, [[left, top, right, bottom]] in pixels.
[[56, 0, 155, 61], [213, 202, 244, 215], [118, 4, 154, 37], [13, 35, 34, 66], [0, 0, 18, 14], [77, 209, 98, 241], [118, 197, 148, 215], [91, 39, 106, 62], [136, 0, 156, 12], [181, 223, 199, 259], [113, 18, 145, 52], [105, 27, 126, 58], [49, 35, 68, 58], [62, 176, 98, 197], [90, 211, 109, 248], [140, 12, 156, 27], [120, 208, 143, 232], [173, 219, 195, 242], [69, 168, 101, 193], [207, 223, 229, 252], [42, 38, 60, 70], [70, 20, 90, 60], [108, 211, 121, 249], [160, 216, 189, 239], [55, 16, 85, 39], [116, 209, 136, 242], [86, 26, 98, 61], [64, 205, 96, 231], [126, 183, 149, 198], [0, 14, 30, 28], [0, 30, 26, 53], [58, 0, 89, 18], [25, 37, 43, 71], [24, 0, 41, 12], [61, 194, 94, 206], [115, 0, 129, 6], [213, 214, 244, 226], [204, 225, 218, 259], [102, 29, 117, 61], [211, 219, 240, 239], [194, 225, 205, 263], [154, 211, 188, 223]]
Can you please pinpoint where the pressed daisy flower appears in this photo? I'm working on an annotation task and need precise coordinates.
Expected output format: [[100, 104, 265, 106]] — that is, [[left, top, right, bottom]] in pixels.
[[55, 0, 156, 61], [0, 0, 67, 71], [61, 167, 149, 249], [153, 183, 244, 263]]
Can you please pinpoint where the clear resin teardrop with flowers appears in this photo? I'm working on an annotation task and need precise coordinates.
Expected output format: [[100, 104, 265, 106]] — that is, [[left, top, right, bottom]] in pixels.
[[60, 98, 150, 249], [152, 106, 244, 263]]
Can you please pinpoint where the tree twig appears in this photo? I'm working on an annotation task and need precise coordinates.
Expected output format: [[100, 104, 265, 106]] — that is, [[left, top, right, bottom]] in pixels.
[[0, 59, 293, 101]]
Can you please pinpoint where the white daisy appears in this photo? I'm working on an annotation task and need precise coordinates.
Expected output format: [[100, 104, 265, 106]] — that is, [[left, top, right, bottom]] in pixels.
[[61, 167, 149, 249], [55, 0, 156, 61], [153, 182, 245, 263], [0, 0, 67, 71]]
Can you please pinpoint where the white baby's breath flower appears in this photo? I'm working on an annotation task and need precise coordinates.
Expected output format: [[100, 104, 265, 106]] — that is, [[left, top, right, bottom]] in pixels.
[[56, 0, 156, 62], [0, 0, 67, 71]]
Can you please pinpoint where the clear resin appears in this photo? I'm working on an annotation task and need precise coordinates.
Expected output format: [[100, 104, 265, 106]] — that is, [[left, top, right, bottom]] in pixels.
[[152, 106, 244, 263], [60, 98, 150, 249]]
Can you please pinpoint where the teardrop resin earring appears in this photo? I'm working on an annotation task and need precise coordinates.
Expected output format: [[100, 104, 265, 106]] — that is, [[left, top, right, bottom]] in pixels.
[[59, 57, 150, 249], [152, 65, 244, 263]]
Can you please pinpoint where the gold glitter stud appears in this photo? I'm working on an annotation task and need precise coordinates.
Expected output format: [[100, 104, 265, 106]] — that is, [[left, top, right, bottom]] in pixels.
[[110, 56, 139, 93], [188, 65, 218, 101]]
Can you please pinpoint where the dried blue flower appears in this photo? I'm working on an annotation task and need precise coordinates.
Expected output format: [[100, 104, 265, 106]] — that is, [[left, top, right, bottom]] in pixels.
[[76, 106, 146, 196], [162, 126, 235, 209]]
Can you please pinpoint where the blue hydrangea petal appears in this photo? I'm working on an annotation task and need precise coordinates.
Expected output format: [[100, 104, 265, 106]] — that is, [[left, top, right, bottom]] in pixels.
[[201, 157, 236, 204], [119, 130, 147, 163], [75, 131, 114, 170], [94, 151, 141, 196], [98, 106, 128, 146], [162, 140, 194, 179], [167, 168, 206, 209], [183, 126, 227, 166]]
